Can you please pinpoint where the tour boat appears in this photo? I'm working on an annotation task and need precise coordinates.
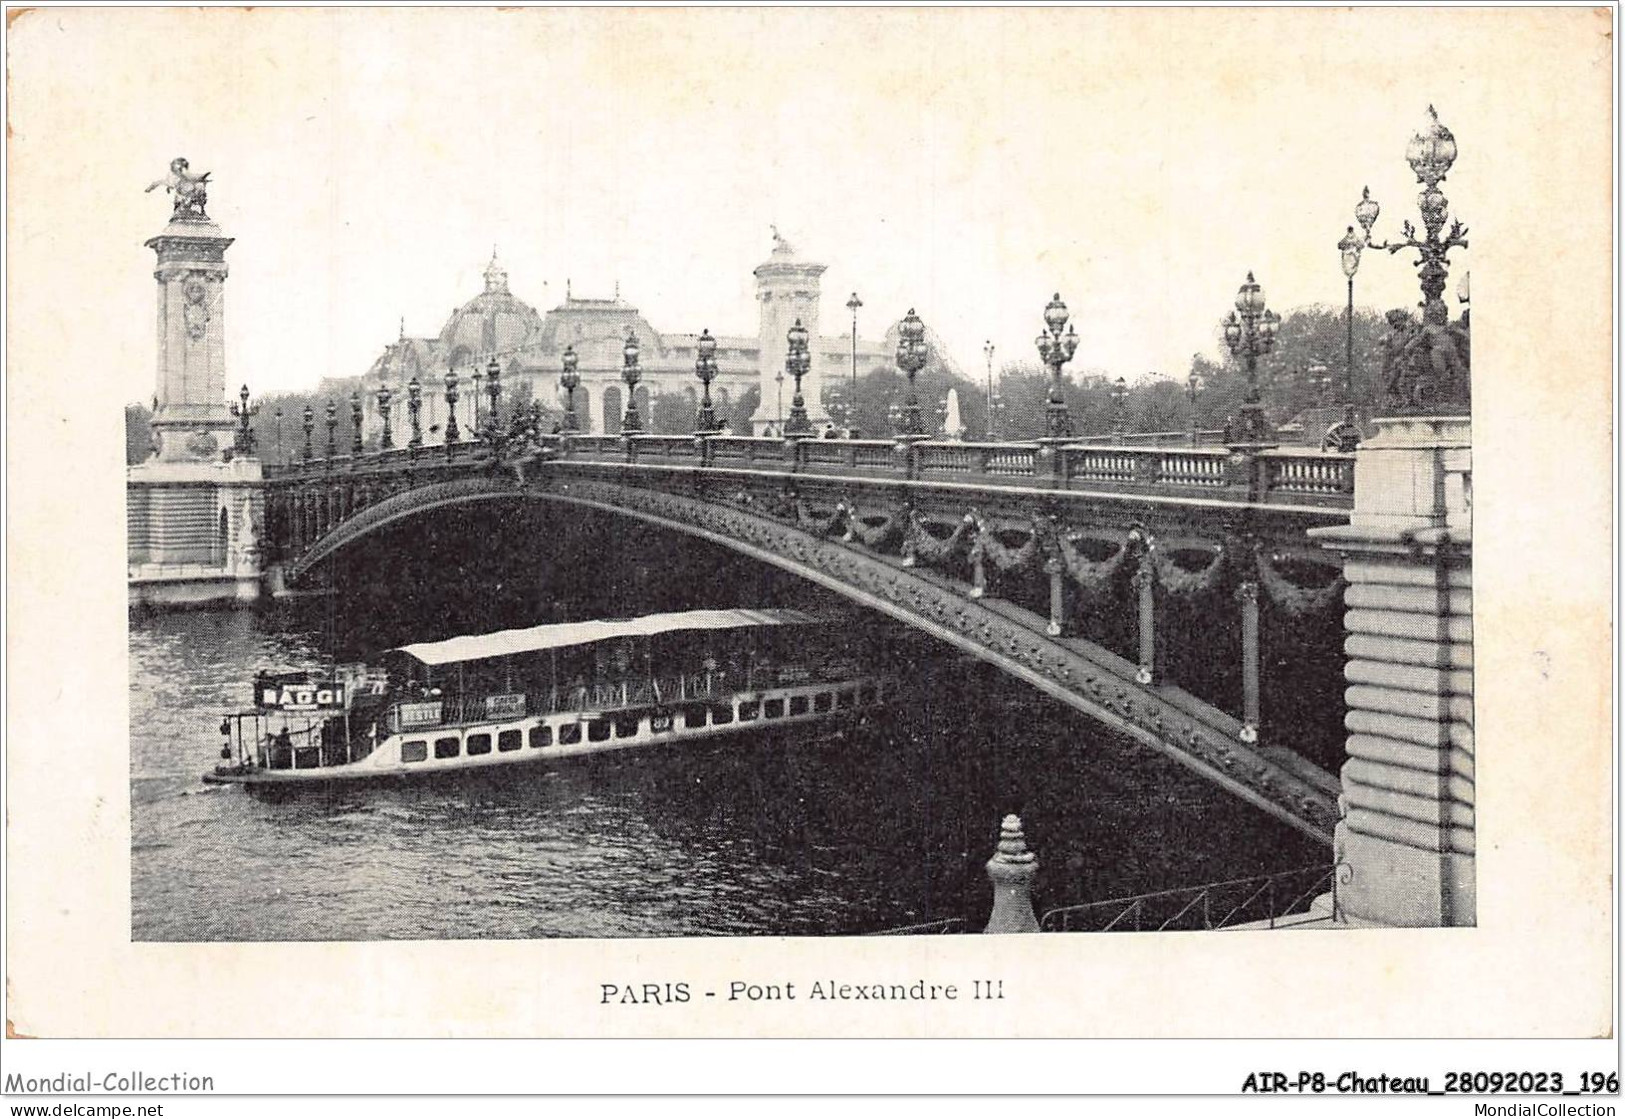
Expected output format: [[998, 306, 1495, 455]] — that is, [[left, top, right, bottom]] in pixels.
[[203, 608, 895, 788]]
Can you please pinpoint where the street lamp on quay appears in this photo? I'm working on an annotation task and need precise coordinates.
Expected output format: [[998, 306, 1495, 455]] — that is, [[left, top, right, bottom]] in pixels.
[[273, 405, 284, 463], [784, 318, 813, 436], [470, 367, 483, 430], [620, 327, 643, 434], [1336, 221, 1367, 449], [894, 309, 928, 438], [559, 347, 581, 432], [983, 340, 998, 441], [846, 291, 863, 437], [1034, 293, 1081, 440], [1221, 272, 1281, 450], [694, 328, 719, 433]]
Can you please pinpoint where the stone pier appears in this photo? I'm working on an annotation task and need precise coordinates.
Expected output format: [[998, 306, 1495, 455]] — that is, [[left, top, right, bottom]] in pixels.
[[1311, 415, 1474, 926]]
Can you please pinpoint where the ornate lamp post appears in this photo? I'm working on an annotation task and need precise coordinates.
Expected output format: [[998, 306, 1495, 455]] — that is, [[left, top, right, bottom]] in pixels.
[[443, 368, 461, 443], [470, 366, 483, 430], [1221, 272, 1280, 450], [620, 327, 643, 434], [484, 356, 502, 435], [1337, 223, 1366, 446], [349, 390, 364, 454], [895, 308, 928, 438], [406, 376, 423, 447], [694, 328, 719, 433], [1110, 376, 1128, 440], [1034, 293, 1080, 439], [559, 346, 581, 433], [324, 399, 339, 458], [231, 384, 258, 455], [1186, 371, 1201, 445], [376, 381, 395, 450], [302, 404, 315, 462], [846, 292, 862, 436], [1354, 105, 1471, 413], [784, 318, 813, 436], [273, 405, 284, 462]]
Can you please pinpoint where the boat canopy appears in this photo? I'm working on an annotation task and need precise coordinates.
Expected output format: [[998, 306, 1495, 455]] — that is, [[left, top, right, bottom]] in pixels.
[[390, 608, 824, 667]]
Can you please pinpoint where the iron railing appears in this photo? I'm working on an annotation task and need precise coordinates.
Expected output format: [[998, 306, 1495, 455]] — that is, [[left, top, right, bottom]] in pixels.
[[1039, 864, 1337, 932], [264, 432, 1355, 510], [872, 917, 970, 936]]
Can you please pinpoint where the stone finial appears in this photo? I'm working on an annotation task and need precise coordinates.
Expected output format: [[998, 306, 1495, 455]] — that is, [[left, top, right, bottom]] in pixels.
[[984, 814, 1040, 934]]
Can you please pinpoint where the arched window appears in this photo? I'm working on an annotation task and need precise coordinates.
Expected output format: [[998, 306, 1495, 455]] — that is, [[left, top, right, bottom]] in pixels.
[[602, 385, 623, 436], [217, 505, 229, 565]]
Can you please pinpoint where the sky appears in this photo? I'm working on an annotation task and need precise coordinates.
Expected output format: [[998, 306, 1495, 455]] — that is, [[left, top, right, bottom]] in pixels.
[[4, 8, 1596, 405]]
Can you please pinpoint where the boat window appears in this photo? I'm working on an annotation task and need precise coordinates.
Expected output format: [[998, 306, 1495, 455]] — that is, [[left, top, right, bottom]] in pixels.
[[736, 701, 758, 722], [587, 719, 611, 743], [467, 733, 492, 756], [401, 741, 428, 763], [711, 704, 735, 725], [498, 730, 522, 752], [789, 695, 810, 717], [682, 703, 708, 729], [858, 683, 877, 705], [294, 747, 321, 769], [613, 717, 639, 739], [352, 740, 374, 761], [558, 723, 582, 745], [529, 725, 552, 748], [836, 688, 856, 709], [434, 737, 460, 759], [764, 698, 785, 719], [813, 692, 833, 713]]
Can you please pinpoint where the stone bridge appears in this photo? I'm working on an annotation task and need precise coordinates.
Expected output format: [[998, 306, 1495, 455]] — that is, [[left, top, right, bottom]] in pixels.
[[262, 433, 1357, 844]]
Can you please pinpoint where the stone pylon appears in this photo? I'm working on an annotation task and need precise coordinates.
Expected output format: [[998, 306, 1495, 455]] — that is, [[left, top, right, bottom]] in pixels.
[[1312, 415, 1474, 926]]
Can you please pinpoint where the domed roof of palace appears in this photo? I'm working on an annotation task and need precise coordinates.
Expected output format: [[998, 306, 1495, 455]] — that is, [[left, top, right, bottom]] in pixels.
[[363, 336, 445, 384], [436, 252, 545, 363]]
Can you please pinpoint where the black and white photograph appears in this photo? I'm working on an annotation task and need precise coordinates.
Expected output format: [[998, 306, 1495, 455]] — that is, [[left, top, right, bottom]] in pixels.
[[4, 1, 1615, 1080]]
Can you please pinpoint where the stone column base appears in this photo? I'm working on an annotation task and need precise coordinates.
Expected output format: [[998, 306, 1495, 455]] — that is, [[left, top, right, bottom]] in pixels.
[[1336, 823, 1475, 927]]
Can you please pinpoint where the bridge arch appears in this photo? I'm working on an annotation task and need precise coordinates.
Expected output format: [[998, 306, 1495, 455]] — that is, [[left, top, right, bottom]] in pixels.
[[280, 472, 1337, 842]]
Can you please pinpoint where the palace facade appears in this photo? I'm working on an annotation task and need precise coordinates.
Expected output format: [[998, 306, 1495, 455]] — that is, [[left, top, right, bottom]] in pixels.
[[361, 235, 957, 437]]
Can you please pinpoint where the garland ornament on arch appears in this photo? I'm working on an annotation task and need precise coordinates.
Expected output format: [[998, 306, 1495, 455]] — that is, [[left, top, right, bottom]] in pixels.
[[1150, 541, 1227, 597], [902, 509, 976, 568], [1255, 545, 1347, 616], [968, 511, 1044, 575], [839, 498, 903, 550], [1054, 526, 1134, 600], [794, 499, 846, 538]]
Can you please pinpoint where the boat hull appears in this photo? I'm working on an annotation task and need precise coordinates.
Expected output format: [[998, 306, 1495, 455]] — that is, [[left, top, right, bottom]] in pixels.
[[205, 677, 890, 789]]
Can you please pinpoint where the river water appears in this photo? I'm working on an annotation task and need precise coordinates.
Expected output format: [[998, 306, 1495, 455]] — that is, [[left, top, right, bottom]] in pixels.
[[130, 502, 1324, 941]]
